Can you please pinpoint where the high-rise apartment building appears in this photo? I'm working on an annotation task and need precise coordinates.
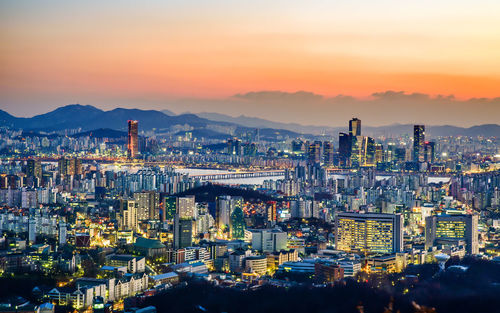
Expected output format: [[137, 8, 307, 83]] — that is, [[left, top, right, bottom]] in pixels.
[[26, 159, 42, 180], [176, 196, 195, 220], [134, 191, 160, 221], [266, 201, 277, 223], [335, 212, 403, 254], [58, 157, 82, 177], [118, 200, 138, 232]]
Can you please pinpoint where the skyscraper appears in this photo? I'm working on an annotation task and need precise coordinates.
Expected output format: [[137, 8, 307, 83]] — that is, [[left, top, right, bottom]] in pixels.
[[226, 138, 242, 155], [59, 220, 67, 245], [58, 157, 82, 177], [161, 195, 177, 221], [323, 141, 334, 166], [349, 118, 361, 137], [128, 120, 139, 159], [118, 199, 138, 232], [216, 195, 234, 231], [174, 214, 193, 249], [28, 217, 36, 244], [364, 137, 376, 166], [374, 144, 384, 164], [340, 118, 363, 168], [266, 201, 277, 223], [177, 196, 196, 219], [231, 207, 245, 240], [307, 141, 322, 165], [338, 132, 352, 167], [134, 191, 160, 221], [413, 125, 425, 162], [335, 212, 403, 254], [424, 141, 435, 163], [26, 159, 42, 180], [349, 135, 363, 168]]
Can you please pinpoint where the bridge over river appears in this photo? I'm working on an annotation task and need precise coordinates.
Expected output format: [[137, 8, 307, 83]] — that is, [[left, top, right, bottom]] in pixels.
[[190, 170, 285, 181], [189, 169, 453, 182]]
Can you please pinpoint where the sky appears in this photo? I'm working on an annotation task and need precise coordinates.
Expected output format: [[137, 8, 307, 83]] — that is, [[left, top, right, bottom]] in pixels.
[[1, 0, 499, 126]]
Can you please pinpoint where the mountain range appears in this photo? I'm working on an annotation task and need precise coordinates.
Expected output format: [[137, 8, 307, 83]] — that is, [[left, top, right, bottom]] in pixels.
[[0, 105, 230, 132], [191, 111, 500, 138], [0, 105, 498, 138]]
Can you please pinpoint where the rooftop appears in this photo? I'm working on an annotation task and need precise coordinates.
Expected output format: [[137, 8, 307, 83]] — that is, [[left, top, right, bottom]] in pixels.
[[134, 237, 166, 249]]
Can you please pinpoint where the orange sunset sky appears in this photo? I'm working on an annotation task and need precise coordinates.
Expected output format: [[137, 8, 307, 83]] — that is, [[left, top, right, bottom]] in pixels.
[[1, 1, 499, 126]]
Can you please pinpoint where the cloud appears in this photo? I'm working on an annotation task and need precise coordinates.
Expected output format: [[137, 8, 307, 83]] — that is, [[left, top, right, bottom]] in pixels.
[[204, 90, 500, 127], [371, 90, 430, 101], [233, 90, 324, 102]]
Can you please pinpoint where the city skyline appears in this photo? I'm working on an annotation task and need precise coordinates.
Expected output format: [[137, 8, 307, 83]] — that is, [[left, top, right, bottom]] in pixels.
[[2, 1, 500, 126], [1, 2, 499, 313]]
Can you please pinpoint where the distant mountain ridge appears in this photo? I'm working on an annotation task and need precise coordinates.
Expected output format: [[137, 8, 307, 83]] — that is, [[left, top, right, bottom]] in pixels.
[[1, 105, 498, 138], [0, 105, 305, 140], [193, 111, 331, 135], [193, 111, 500, 137], [0, 104, 232, 132]]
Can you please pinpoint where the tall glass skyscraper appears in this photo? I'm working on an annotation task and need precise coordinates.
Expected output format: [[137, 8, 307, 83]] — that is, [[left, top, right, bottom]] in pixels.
[[127, 120, 139, 159], [338, 132, 352, 167], [349, 118, 361, 136], [413, 125, 425, 162]]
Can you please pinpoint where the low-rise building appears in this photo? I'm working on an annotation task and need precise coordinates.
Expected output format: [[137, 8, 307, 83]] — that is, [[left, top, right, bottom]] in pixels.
[[245, 255, 267, 276], [149, 272, 180, 286], [105, 255, 145, 273]]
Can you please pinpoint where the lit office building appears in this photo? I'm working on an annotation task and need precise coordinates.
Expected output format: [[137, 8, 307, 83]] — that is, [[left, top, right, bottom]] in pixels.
[[174, 214, 193, 249], [250, 227, 288, 253], [425, 214, 478, 254], [349, 136, 364, 168], [335, 212, 403, 254]]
